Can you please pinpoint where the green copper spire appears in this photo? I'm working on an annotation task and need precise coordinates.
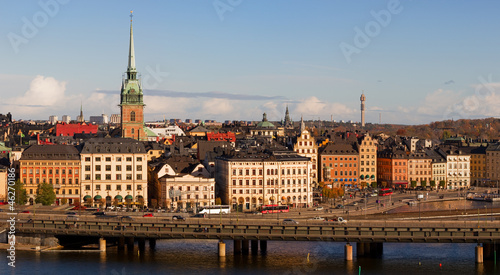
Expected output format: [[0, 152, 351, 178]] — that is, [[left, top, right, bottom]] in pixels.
[[120, 11, 143, 106]]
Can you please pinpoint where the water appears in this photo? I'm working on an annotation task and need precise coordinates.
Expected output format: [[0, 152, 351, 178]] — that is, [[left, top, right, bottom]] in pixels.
[[2, 239, 499, 275]]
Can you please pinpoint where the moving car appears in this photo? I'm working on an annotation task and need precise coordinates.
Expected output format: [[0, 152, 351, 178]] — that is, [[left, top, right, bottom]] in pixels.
[[172, 215, 185, 221], [282, 219, 299, 225], [142, 213, 154, 217], [314, 207, 324, 211]]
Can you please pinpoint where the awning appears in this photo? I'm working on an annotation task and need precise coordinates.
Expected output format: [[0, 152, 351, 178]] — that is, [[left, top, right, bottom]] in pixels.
[[83, 195, 91, 200], [371, 175, 375, 179], [94, 195, 102, 200], [115, 195, 123, 200], [360, 175, 365, 180], [125, 195, 133, 200]]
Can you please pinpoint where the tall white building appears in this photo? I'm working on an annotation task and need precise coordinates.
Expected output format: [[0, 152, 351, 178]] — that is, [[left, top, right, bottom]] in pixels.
[[80, 138, 148, 207], [438, 147, 471, 189], [49, 115, 58, 125], [62, 115, 71, 124]]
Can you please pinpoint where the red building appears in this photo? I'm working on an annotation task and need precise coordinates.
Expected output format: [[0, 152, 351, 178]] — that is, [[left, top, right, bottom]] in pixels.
[[55, 122, 98, 137], [207, 132, 236, 142]]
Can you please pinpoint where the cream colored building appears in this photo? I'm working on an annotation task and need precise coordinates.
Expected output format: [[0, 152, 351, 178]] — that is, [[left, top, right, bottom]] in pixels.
[[160, 174, 215, 210], [293, 123, 318, 188], [358, 133, 377, 186], [438, 147, 471, 189], [408, 152, 432, 187], [215, 150, 313, 211], [80, 138, 147, 207]]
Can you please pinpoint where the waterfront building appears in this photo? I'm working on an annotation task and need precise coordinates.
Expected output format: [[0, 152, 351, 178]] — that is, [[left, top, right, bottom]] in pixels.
[[319, 141, 359, 189], [215, 148, 312, 211], [377, 149, 408, 189], [293, 117, 318, 188], [437, 146, 471, 189], [158, 157, 215, 210], [80, 138, 147, 208], [461, 146, 487, 186], [407, 152, 432, 188], [0, 165, 8, 202], [486, 143, 500, 186], [19, 145, 81, 205], [358, 133, 377, 187], [426, 149, 447, 188]]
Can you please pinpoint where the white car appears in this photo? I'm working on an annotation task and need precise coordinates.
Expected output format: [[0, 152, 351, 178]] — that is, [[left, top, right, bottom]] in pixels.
[[314, 207, 324, 211], [308, 216, 325, 221]]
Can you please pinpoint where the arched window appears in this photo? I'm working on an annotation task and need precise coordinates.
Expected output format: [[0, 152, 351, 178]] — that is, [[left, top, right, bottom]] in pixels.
[[131, 128, 135, 135], [130, 111, 136, 121]]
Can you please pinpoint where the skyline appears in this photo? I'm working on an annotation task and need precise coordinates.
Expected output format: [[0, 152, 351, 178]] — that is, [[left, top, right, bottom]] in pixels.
[[3, 1, 500, 125]]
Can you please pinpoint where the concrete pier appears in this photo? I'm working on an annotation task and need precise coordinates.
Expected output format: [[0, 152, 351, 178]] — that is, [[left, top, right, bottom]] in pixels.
[[126, 237, 134, 250], [99, 238, 106, 252], [356, 242, 365, 256], [148, 238, 156, 250], [242, 240, 249, 255], [476, 245, 483, 263], [251, 240, 259, 255], [218, 241, 226, 257], [138, 238, 146, 251], [118, 237, 125, 250], [345, 244, 353, 261], [260, 240, 267, 254], [234, 240, 242, 254]]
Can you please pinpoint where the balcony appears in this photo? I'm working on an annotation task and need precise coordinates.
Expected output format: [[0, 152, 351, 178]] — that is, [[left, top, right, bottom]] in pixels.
[[53, 184, 61, 189]]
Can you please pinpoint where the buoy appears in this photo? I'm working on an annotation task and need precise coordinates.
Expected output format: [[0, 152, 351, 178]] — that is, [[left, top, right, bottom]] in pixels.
[[307, 253, 310, 263], [419, 262, 421, 265], [439, 263, 442, 267]]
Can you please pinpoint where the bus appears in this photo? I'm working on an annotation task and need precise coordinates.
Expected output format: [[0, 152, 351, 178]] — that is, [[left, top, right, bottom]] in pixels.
[[198, 205, 231, 214], [260, 204, 289, 214], [379, 188, 393, 196]]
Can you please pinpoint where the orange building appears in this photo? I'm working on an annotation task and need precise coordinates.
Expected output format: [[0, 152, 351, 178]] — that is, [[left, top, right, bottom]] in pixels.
[[377, 149, 408, 188], [320, 142, 359, 189]]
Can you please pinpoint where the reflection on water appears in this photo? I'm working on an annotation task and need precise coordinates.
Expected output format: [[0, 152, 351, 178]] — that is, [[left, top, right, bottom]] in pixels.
[[2, 239, 499, 275]]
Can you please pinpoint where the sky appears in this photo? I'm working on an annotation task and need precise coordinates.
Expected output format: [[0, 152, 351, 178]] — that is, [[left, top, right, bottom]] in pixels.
[[2, 0, 500, 125]]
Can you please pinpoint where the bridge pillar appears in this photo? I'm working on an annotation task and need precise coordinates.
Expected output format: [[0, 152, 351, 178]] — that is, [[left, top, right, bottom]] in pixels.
[[370, 243, 383, 257], [218, 241, 226, 257], [118, 237, 125, 250], [126, 237, 134, 251], [242, 240, 249, 255], [260, 240, 267, 254], [148, 238, 156, 250], [356, 242, 365, 257], [251, 240, 259, 255], [99, 238, 106, 252], [476, 245, 483, 263], [234, 240, 242, 255], [345, 243, 353, 261], [138, 238, 146, 251]]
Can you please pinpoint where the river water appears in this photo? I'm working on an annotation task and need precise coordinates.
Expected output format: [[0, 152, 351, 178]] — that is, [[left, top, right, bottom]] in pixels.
[[2, 239, 499, 275]]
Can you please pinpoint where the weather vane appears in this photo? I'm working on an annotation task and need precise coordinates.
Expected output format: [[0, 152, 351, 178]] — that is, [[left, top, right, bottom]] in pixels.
[[130, 10, 133, 22]]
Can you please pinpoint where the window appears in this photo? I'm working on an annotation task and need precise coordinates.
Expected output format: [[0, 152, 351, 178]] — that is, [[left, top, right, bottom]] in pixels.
[[96, 185, 101, 190], [95, 157, 101, 162], [126, 174, 132, 180], [137, 174, 142, 180], [126, 185, 132, 191], [56, 169, 59, 174], [106, 185, 111, 191], [85, 185, 90, 191], [137, 185, 142, 190], [116, 185, 121, 191], [116, 157, 122, 162], [126, 157, 132, 162], [126, 165, 132, 171], [116, 165, 122, 171], [136, 165, 142, 171], [136, 157, 142, 162], [116, 174, 122, 180], [105, 157, 111, 162], [85, 174, 90, 180], [85, 157, 91, 161], [105, 165, 111, 171], [130, 111, 136, 121], [105, 174, 111, 180], [95, 165, 101, 171], [85, 165, 90, 171]]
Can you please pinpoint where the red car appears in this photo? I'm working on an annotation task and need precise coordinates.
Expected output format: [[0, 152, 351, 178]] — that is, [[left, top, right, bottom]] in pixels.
[[143, 213, 153, 217], [21, 210, 30, 213]]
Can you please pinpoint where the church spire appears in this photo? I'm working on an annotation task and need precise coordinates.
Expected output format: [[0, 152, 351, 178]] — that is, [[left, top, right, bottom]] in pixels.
[[127, 11, 137, 80]]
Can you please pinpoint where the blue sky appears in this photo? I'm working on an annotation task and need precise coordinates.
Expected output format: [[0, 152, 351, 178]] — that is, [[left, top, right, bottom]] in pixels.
[[2, 0, 500, 125]]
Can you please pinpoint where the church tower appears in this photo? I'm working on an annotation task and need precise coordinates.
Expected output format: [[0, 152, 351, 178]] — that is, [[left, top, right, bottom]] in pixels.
[[120, 11, 146, 141]]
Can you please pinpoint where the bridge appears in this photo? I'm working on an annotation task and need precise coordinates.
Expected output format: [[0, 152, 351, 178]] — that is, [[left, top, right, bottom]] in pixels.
[[8, 216, 500, 262]]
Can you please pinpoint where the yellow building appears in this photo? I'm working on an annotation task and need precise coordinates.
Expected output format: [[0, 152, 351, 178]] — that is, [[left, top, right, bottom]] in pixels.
[[358, 133, 377, 187], [19, 145, 81, 205]]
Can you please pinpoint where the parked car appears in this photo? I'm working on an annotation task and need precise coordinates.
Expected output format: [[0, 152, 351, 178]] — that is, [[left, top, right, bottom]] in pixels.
[[21, 210, 30, 213], [335, 204, 344, 209], [308, 216, 325, 221], [142, 213, 154, 217], [328, 216, 347, 223], [314, 207, 324, 211], [66, 215, 79, 220], [192, 213, 206, 218], [93, 211, 106, 216], [65, 211, 77, 215], [172, 215, 186, 221], [251, 211, 263, 215], [282, 219, 299, 225]]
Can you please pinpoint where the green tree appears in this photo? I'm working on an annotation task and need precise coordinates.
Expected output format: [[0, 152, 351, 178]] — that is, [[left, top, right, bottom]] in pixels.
[[430, 180, 436, 189], [35, 182, 56, 206], [371, 182, 377, 188], [411, 181, 417, 189], [439, 180, 446, 189], [13, 179, 27, 205], [421, 181, 427, 188]]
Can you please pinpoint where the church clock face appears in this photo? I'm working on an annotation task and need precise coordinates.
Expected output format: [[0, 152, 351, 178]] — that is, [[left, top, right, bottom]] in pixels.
[[130, 88, 136, 93]]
